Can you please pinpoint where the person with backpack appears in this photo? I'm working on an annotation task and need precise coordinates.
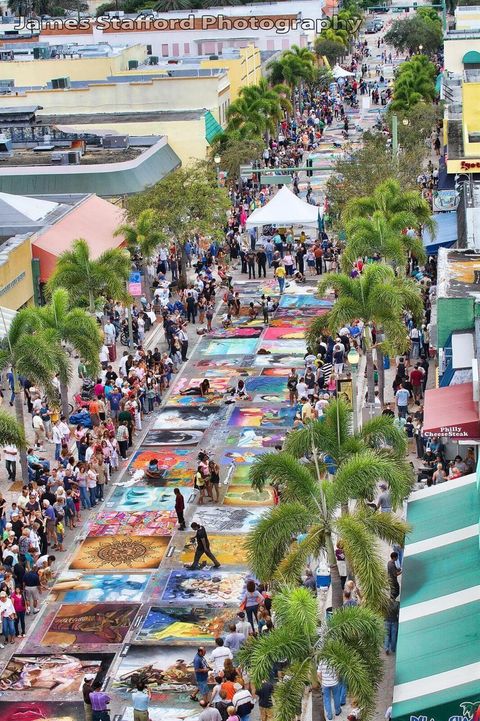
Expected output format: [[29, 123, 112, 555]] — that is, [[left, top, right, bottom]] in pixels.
[[232, 685, 255, 721]]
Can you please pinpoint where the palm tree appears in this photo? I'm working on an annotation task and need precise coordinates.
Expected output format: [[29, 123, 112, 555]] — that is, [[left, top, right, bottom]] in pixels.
[[321, 28, 349, 47], [246, 429, 411, 612], [114, 209, 165, 301], [343, 178, 435, 235], [239, 586, 383, 721], [342, 211, 427, 271], [227, 79, 291, 142], [0, 314, 70, 478], [308, 264, 423, 403], [19, 289, 102, 417], [47, 238, 131, 313], [284, 397, 409, 472]]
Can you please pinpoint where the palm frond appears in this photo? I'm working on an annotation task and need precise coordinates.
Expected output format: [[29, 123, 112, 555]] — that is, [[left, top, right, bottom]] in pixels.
[[249, 452, 319, 508], [360, 415, 408, 457], [273, 584, 318, 637], [334, 514, 390, 614], [0, 411, 25, 448], [272, 659, 313, 721], [245, 503, 313, 582], [354, 508, 410, 546], [275, 524, 326, 585]]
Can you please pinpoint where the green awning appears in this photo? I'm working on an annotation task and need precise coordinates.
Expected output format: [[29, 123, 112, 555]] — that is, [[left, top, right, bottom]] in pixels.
[[463, 50, 480, 64], [392, 475, 480, 721], [205, 111, 223, 145]]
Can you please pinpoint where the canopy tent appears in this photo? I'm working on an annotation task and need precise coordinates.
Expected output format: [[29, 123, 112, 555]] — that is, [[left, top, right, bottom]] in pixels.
[[422, 212, 457, 255], [332, 64, 355, 79], [392, 473, 480, 721], [423, 382, 479, 438], [245, 186, 321, 228]]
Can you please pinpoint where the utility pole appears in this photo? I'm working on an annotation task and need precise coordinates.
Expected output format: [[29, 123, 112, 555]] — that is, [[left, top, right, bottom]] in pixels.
[[391, 114, 398, 155]]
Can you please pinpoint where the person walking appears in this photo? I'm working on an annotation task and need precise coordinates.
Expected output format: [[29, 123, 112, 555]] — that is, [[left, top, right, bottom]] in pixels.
[[256, 680, 274, 721], [82, 674, 95, 721], [177, 326, 189, 362], [317, 660, 341, 721], [0, 590, 16, 645], [395, 383, 410, 419], [384, 597, 399, 655], [275, 264, 286, 294], [116, 422, 129, 460], [186, 292, 197, 325], [131, 681, 151, 721], [187, 522, 221, 569], [192, 646, 211, 703], [3, 445, 17, 483], [174, 487, 186, 530], [89, 680, 111, 721], [256, 248, 267, 278], [240, 580, 264, 633]]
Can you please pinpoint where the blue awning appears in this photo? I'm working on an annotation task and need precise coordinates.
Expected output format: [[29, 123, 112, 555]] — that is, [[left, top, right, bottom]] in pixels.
[[422, 212, 457, 255]]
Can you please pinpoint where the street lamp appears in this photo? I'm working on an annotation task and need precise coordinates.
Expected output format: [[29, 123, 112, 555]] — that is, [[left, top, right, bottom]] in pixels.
[[348, 347, 360, 433], [418, 44, 423, 54], [402, 118, 409, 126], [214, 154, 221, 186]]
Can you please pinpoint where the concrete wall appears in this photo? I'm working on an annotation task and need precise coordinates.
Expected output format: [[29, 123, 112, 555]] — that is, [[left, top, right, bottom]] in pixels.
[[0, 73, 230, 117], [437, 297, 474, 348], [200, 44, 261, 99], [445, 36, 480, 73], [0, 236, 34, 310], [49, 118, 209, 164], [0, 44, 146, 86]]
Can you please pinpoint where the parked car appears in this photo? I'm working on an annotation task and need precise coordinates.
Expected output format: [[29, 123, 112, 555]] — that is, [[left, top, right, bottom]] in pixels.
[[365, 21, 377, 33]]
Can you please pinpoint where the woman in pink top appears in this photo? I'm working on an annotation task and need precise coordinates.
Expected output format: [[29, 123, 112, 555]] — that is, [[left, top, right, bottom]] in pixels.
[[12, 587, 26, 637]]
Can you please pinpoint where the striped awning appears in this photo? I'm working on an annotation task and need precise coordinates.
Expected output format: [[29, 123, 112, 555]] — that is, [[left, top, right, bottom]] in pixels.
[[392, 473, 480, 721]]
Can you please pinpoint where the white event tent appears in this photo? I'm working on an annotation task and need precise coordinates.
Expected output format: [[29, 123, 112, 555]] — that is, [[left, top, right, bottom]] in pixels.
[[332, 64, 355, 79], [245, 186, 321, 228]]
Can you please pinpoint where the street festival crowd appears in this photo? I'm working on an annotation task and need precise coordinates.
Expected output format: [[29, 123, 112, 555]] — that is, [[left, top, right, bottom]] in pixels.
[[0, 33, 466, 721]]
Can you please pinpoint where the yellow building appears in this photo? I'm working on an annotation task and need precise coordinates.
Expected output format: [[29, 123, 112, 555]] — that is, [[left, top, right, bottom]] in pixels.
[[200, 45, 261, 99], [0, 44, 147, 85], [446, 75, 480, 174]]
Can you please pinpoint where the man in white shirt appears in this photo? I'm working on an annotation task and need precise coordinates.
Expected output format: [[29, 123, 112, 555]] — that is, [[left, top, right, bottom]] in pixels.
[[296, 378, 308, 399], [317, 660, 341, 720], [32, 412, 45, 450], [3, 445, 17, 482], [236, 612, 251, 640], [209, 637, 233, 674]]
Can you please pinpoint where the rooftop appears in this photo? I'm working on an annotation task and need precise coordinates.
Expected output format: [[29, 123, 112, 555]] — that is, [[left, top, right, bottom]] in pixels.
[[0, 145, 143, 166], [437, 247, 480, 299]]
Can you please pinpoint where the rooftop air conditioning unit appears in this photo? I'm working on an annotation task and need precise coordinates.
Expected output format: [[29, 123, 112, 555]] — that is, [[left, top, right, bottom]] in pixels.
[[51, 76, 71, 89], [128, 60, 139, 70], [149, 56, 158, 65], [103, 135, 130, 149]]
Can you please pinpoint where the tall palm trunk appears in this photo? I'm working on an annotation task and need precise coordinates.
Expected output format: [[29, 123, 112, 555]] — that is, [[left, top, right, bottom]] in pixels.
[[142, 260, 152, 303], [365, 347, 375, 405], [325, 533, 343, 609], [13, 372, 28, 480], [60, 379, 70, 420], [377, 347, 385, 406]]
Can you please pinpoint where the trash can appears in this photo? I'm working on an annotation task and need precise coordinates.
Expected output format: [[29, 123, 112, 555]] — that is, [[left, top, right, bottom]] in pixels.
[[316, 565, 331, 589], [383, 354, 390, 370]]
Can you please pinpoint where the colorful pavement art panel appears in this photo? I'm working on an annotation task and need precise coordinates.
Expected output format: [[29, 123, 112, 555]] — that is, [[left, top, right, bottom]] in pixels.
[[223, 485, 275, 506], [198, 339, 258, 357], [261, 367, 291, 377], [190, 506, 265, 533], [70, 535, 171, 571], [136, 606, 232, 644], [167, 394, 224, 407], [257, 340, 305, 355], [0, 701, 85, 721], [157, 570, 249, 605], [172, 377, 232, 394], [142, 430, 204, 447], [207, 327, 262, 339], [244, 376, 288, 395], [113, 645, 214, 698], [121, 707, 200, 721], [0, 653, 113, 699], [41, 603, 140, 646], [87, 511, 177, 537], [106, 486, 193, 512], [128, 449, 193, 472], [195, 358, 249, 369], [152, 406, 224, 430], [225, 428, 285, 448], [179, 534, 247, 566], [251, 354, 304, 368], [222, 449, 266, 465], [228, 406, 297, 428], [279, 294, 333, 309], [51, 573, 151, 603], [263, 327, 305, 340]]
